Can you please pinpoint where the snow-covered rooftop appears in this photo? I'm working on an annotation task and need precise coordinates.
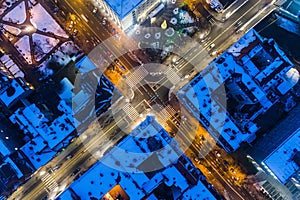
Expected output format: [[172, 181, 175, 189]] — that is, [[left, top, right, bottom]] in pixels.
[[277, 67, 299, 95], [75, 55, 97, 73], [20, 135, 56, 169], [4, 157, 23, 179], [227, 29, 259, 59], [179, 59, 258, 151], [179, 29, 297, 152], [0, 140, 11, 157], [104, 0, 144, 19], [0, 76, 25, 107], [63, 116, 217, 199], [263, 128, 300, 184], [10, 100, 75, 148], [57, 77, 74, 101], [10, 100, 75, 169], [1, 53, 24, 78]]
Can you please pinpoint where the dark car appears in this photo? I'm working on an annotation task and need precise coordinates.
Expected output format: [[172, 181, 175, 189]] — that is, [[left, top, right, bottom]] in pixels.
[[71, 168, 81, 176], [74, 172, 82, 180], [53, 164, 62, 171]]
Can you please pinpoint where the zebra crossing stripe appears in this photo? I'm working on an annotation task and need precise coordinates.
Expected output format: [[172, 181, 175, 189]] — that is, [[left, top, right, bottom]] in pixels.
[[165, 68, 181, 84], [126, 66, 148, 88], [123, 103, 139, 121]]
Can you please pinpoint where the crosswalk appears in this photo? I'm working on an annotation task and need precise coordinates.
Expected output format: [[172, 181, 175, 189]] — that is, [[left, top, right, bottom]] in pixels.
[[122, 103, 139, 121], [41, 172, 59, 193], [156, 105, 177, 121], [209, 18, 216, 25], [125, 66, 148, 88], [165, 68, 181, 85]]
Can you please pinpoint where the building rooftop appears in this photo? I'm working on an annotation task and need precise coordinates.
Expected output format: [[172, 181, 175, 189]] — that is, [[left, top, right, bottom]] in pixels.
[[10, 100, 75, 169], [0, 75, 25, 107], [179, 29, 297, 152], [262, 128, 300, 184], [59, 116, 219, 200], [0, 140, 11, 157], [20, 136, 56, 169], [103, 0, 144, 19]]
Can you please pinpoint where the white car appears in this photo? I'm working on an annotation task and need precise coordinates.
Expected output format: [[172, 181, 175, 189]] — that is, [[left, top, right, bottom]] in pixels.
[[208, 43, 215, 50], [92, 7, 97, 14]]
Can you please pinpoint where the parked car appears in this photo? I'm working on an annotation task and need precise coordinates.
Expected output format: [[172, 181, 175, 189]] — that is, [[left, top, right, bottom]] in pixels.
[[92, 7, 98, 14], [71, 168, 81, 176], [53, 164, 62, 171]]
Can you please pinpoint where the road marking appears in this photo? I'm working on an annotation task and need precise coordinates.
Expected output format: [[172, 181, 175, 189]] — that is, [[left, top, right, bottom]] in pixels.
[[62, 0, 133, 69], [122, 103, 139, 121], [165, 67, 181, 85], [197, 0, 262, 65], [125, 65, 148, 88]]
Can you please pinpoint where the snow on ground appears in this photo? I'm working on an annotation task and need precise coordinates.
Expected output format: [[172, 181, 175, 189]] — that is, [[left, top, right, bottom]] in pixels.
[[2, 1, 26, 24], [30, 3, 68, 38], [2, 24, 21, 36], [38, 61, 54, 78], [58, 41, 80, 56], [37, 41, 79, 78], [37, 42, 78, 78], [0, 0, 19, 15], [15, 35, 32, 64], [32, 33, 59, 61]]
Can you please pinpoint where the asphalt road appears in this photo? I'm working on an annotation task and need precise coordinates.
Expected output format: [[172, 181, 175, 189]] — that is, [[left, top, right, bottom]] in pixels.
[[8, 0, 276, 199], [43, 0, 139, 71]]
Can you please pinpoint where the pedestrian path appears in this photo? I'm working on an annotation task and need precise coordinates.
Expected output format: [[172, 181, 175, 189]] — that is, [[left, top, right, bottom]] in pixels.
[[125, 66, 148, 88], [157, 105, 177, 121], [165, 68, 181, 85], [122, 103, 140, 121], [40, 172, 59, 193]]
